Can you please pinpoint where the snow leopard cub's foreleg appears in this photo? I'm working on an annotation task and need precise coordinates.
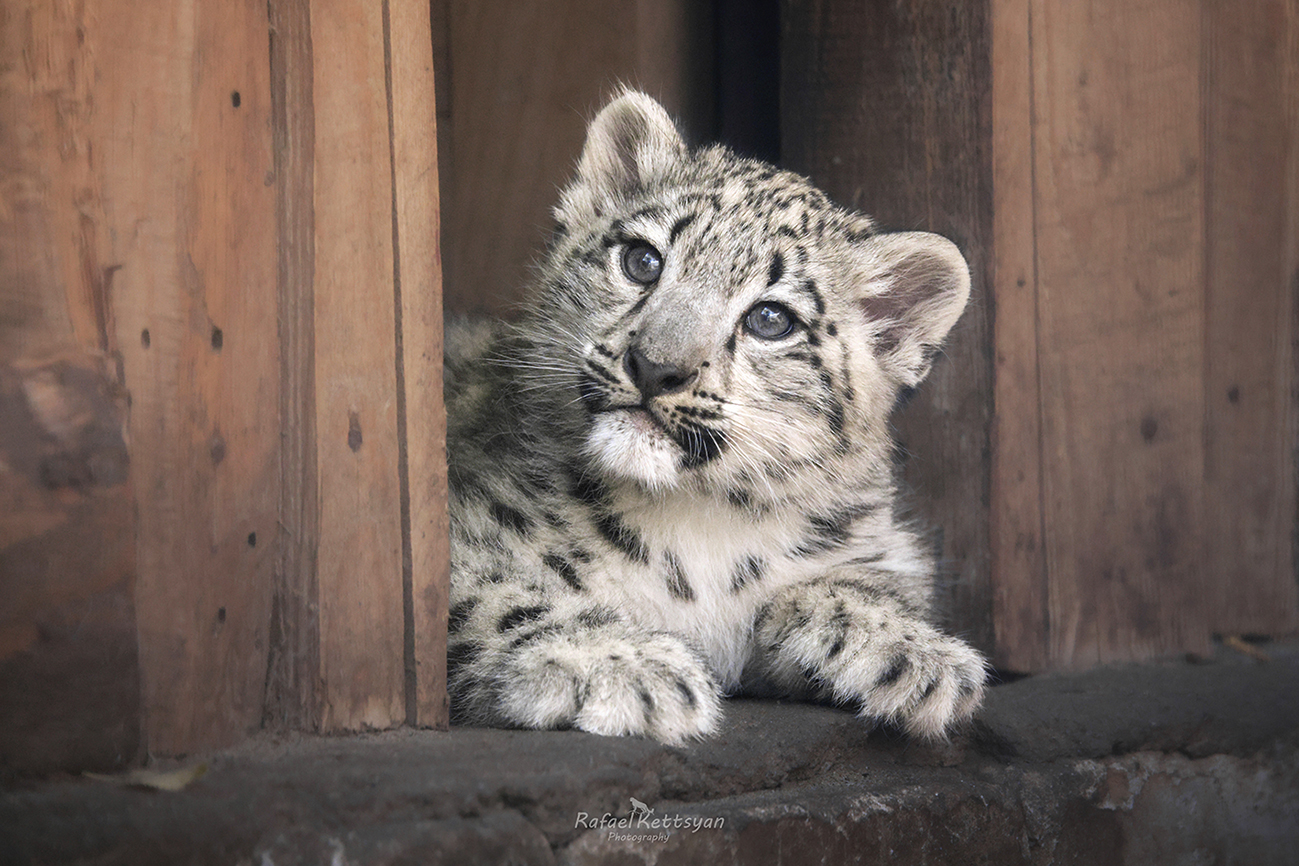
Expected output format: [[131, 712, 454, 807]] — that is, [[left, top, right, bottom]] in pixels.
[[449, 587, 723, 744], [746, 574, 986, 738], [495, 624, 723, 744]]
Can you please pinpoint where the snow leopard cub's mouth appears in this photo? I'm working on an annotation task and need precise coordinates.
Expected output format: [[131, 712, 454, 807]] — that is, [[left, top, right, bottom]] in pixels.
[[583, 404, 683, 489]]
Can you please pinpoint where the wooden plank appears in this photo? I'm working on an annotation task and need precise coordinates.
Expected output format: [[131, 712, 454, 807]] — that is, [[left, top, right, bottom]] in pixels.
[[0, 353, 140, 775], [0, 3, 113, 362], [92, 0, 281, 753], [387, 0, 450, 729], [780, 0, 996, 654], [311, 0, 406, 732], [264, 0, 321, 731], [1202, 0, 1299, 637], [0, 2, 141, 773], [1030, 0, 1210, 667], [438, 0, 713, 317], [989, 0, 1050, 672]]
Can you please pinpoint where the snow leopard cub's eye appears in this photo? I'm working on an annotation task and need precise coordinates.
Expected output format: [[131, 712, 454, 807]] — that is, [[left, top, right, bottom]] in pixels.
[[621, 241, 663, 284], [743, 301, 798, 340]]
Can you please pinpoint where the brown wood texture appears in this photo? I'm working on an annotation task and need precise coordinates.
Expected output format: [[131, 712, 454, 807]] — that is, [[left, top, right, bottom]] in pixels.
[[5, 0, 447, 759], [265, 0, 448, 735], [92, 0, 282, 751], [388, 0, 451, 729], [1031, 0, 1212, 666], [436, 0, 714, 316], [990, 0, 1299, 670], [1201, 0, 1299, 636], [264, 0, 321, 732], [989, 0, 1049, 672], [1, 4, 141, 773], [0, 353, 140, 775], [781, 1, 997, 655], [310, 0, 407, 732]]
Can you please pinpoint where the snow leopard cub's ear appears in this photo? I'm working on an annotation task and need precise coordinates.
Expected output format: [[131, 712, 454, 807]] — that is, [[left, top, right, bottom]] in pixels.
[[851, 231, 971, 390], [555, 90, 686, 226]]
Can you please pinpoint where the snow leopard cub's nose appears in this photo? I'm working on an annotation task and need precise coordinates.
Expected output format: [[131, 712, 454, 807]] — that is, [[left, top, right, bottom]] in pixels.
[[623, 345, 697, 399]]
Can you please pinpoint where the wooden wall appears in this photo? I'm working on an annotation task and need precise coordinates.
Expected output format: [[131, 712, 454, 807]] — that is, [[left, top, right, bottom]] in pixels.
[[987, 0, 1298, 670], [4, 0, 1296, 776], [433, 0, 715, 316], [1, 0, 447, 772], [440, 0, 1298, 672]]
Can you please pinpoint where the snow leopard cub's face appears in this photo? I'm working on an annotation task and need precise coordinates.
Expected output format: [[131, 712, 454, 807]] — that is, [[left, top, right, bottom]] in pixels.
[[524, 92, 970, 496]]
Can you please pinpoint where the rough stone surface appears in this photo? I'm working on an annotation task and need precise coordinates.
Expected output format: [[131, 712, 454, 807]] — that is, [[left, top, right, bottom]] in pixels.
[[2, 643, 1296, 865]]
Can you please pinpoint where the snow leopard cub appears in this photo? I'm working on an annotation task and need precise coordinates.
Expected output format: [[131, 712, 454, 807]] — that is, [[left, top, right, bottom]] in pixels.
[[445, 90, 986, 744]]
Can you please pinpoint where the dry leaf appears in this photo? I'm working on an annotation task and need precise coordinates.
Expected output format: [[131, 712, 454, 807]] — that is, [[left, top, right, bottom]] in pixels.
[[85, 763, 208, 792], [1223, 635, 1271, 663]]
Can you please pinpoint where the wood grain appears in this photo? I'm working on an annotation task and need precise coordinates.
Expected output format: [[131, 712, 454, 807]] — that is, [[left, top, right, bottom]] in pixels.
[[1030, 0, 1211, 666], [1201, 0, 1299, 636], [0, 1, 105, 361], [310, 0, 407, 732], [437, 0, 713, 317], [94, 0, 281, 753], [989, 0, 1049, 672], [387, 0, 451, 730], [781, 0, 996, 654], [0, 353, 140, 774], [264, 0, 321, 732]]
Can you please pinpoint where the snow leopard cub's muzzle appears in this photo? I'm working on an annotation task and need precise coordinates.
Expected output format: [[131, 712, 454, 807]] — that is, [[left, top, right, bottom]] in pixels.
[[578, 336, 728, 489]]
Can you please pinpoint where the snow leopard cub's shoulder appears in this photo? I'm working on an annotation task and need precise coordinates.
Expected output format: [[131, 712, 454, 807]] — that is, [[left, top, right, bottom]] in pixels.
[[444, 89, 986, 744]]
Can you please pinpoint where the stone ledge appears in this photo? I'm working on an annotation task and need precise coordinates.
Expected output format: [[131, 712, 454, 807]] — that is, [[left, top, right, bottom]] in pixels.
[[2, 643, 1296, 865]]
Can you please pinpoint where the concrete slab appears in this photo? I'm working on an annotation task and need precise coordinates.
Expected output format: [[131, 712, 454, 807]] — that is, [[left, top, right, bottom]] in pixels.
[[2, 642, 1296, 865]]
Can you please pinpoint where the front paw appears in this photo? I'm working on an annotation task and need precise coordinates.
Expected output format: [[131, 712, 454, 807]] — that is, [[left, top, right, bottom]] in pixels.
[[754, 586, 987, 738], [840, 630, 987, 739], [497, 630, 722, 744]]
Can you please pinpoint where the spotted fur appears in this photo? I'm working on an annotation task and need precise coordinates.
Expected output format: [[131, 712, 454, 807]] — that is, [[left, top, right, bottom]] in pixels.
[[444, 90, 986, 744]]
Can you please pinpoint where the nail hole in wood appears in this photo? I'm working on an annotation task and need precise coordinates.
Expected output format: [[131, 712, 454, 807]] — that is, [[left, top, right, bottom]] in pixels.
[[348, 411, 363, 452], [210, 433, 226, 465], [211, 326, 223, 350], [1140, 416, 1158, 443]]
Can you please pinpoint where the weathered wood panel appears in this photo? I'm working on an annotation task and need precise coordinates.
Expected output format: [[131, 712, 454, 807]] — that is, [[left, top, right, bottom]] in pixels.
[[989, 0, 1050, 672], [4, 0, 447, 762], [388, 0, 451, 729], [0, 353, 138, 775], [0, 2, 141, 774], [264, 0, 321, 732], [92, 0, 281, 753], [310, 0, 407, 732], [1202, 0, 1299, 636], [264, 0, 447, 736], [781, 0, 996, 654], [989, 0, 1298, 670], [436, 0, 714, 316], [1030, 0, 1211, 667]]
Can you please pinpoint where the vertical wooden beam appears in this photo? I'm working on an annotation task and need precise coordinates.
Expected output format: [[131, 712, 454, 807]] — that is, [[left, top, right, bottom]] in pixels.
[[1029, 0, 1210, 666], [265, 0, 446, 734], [310, 0, 407, 732], [989, 0, 1049, 673], [1201, 0, 1299, 636], [781, 0, 996, 653], [388, 0, 450, 729], [94, 0, 280, 753], [0, 2, 141, 769], [265, 0, 320, 732]]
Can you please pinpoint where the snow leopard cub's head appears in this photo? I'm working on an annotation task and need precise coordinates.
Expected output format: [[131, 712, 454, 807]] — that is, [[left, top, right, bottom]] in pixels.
[[522, 90, 970, 497]]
